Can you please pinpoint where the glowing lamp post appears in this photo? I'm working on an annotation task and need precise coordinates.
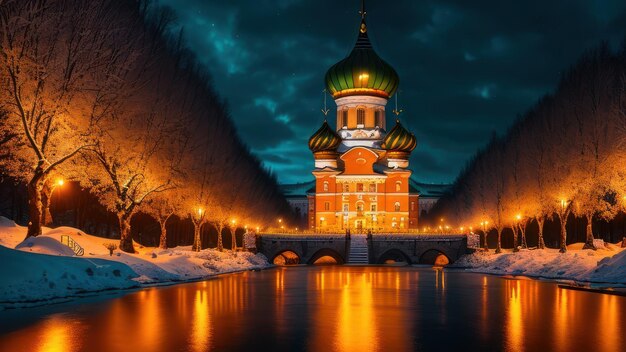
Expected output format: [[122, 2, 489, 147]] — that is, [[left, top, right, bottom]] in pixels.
[[480, 221, 489, 250], [192, 207, 205, 252]]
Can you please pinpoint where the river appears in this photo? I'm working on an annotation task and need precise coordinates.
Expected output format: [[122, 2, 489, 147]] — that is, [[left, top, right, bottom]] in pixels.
[[0, 266, 623, 351]]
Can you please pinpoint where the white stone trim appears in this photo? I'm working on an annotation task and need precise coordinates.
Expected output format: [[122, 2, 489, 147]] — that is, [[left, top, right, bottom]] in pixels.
[[314, 159, 338, 169], [316, 192, 410, 196], [335, 96, 388, 108]]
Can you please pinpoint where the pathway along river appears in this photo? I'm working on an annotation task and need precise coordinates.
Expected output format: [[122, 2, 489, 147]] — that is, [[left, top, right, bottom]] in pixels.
[[0, 266, 624, 352]]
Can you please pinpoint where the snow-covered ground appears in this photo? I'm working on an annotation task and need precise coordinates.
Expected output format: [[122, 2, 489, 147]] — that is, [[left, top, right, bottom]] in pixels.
[[452, 243, 626, 286], [0, 217, 270, 309]]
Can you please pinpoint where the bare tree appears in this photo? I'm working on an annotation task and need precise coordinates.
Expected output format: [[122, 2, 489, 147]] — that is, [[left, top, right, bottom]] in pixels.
[[0, 1, 140, 237]]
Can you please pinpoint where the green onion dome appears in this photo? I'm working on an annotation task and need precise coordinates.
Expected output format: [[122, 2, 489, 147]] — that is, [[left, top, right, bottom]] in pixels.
[[309, 120, 341, 152], [325, 19, 399, 99], [381, 119, 416, 152]]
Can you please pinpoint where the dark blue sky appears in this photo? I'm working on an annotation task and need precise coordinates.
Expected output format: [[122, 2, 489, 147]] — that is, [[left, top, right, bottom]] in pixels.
[[158, 0, 626, 184]]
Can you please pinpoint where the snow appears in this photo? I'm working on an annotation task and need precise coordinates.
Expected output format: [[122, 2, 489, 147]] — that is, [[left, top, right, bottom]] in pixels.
[[0, 245, 138, 308], [0, 216, 270, 308], [452, 243, 626, 285]]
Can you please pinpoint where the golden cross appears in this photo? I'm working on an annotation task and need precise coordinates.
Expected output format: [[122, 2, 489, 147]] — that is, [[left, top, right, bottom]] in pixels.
[[359, 0, 367, 19]]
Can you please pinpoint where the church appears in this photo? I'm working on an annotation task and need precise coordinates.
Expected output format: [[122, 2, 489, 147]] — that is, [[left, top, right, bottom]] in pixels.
[[306, 4, 420, 232]]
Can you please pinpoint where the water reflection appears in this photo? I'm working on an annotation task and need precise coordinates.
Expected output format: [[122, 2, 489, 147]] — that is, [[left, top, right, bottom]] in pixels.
[[0, 267, 624, 352]]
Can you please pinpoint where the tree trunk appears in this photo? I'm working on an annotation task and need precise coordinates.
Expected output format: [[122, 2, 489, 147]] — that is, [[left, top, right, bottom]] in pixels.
[[495, 228, 502, 253], [40, 182, 53, 227], [159, 221, 168, 249], [582, 213, 595, 250], [192, 221, 202, 252], [536, 216, 546, 249], [559, 215, 567, 253], [230, 226, 237, 250], [118, 212, 135, 253], [512, 225, 519, 252], [482, 230, 488, 250], [519, 222, 528, 249], [217, 224, 224, 252], [26, 178, 44, 238]]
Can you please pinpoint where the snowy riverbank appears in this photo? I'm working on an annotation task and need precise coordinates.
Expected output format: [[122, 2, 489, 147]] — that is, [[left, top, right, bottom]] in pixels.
[[0, 217, 270, 309], [452, 243, 626, 286]]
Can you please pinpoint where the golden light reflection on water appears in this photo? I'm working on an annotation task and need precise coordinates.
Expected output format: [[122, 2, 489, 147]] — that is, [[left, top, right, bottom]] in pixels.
[[555, 285, 570, 352], [190, 289, 211, 352], [336, 273, 377, 352], [0, 268, 625, 352], [505, 280, 523, 352], [308, 268, 413, 352], [36, 315, 82, 352]]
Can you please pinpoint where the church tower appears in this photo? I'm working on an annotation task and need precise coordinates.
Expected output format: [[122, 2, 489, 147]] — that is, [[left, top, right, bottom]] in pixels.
[[307, 1, 419, 232]]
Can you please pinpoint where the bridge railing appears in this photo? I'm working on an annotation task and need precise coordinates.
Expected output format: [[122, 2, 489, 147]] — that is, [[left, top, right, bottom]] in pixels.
[[259, 232, 465, 237], [60, 234, 85, 256], [260, 228, 468, 236]]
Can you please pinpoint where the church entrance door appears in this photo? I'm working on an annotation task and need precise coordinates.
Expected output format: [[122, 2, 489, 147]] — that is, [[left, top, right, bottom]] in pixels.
[[355, 220, 363, 232]]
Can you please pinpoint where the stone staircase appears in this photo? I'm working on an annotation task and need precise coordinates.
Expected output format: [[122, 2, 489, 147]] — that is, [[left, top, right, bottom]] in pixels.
[[348, 234, 369, 264]]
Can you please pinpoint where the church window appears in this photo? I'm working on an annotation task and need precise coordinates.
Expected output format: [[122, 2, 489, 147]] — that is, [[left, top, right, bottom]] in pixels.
[[394, 202, 401, 211], [324, 202, 330, 211], [356, 183, 364, 192], [369, 183, 376, 192], [341, 110, 348, 128], [357, 108, 365, 126], [323, 181, 329, 192], [395, 181, 402, 192]]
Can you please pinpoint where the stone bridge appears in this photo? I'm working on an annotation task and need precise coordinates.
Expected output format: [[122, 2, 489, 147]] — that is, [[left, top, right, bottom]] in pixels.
[[257, 234, 467, 265]]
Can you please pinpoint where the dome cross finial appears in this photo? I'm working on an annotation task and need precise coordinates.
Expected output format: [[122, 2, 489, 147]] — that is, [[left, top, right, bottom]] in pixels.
[[321, 89, 330, 116], [393, 90, 404, 116], [359, 0, 367, 20]]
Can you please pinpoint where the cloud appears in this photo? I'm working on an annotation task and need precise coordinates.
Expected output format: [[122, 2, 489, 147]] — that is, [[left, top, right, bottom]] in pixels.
[[158, 0, 626, 185]]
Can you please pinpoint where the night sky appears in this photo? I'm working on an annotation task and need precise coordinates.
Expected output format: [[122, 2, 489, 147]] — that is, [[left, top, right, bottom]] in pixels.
[[158, 0, 626, 184]]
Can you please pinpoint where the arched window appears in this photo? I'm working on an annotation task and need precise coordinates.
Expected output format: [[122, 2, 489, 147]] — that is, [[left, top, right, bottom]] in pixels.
[[341, 110, 348, 128], [324, 202, 330, 211], [395, 181, 402, 192], [323, 181, 329, 192], [375, 110, 383, 127], [343, 183, 349, 192], [394, 202, 401, 212], [357, 108, 365, 126], [356, 202, 364, 212]]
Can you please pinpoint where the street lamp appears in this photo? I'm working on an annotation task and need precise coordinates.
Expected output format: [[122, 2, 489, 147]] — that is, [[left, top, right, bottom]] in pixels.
[[480, 221, 489, 250]]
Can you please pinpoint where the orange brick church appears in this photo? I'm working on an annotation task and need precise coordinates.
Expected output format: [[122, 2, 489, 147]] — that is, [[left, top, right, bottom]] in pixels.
[[307, 5, 419, 232]]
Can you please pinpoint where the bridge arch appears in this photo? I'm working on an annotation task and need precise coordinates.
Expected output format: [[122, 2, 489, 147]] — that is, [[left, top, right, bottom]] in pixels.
[[377, 248, 412, 264], [307, 248, 345, 265], [419, 249, 450, 266], [271, 250, 302, 265]]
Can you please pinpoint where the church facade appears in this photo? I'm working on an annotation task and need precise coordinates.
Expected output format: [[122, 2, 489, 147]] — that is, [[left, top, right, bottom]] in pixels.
[[307, 6, 419, 232]]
